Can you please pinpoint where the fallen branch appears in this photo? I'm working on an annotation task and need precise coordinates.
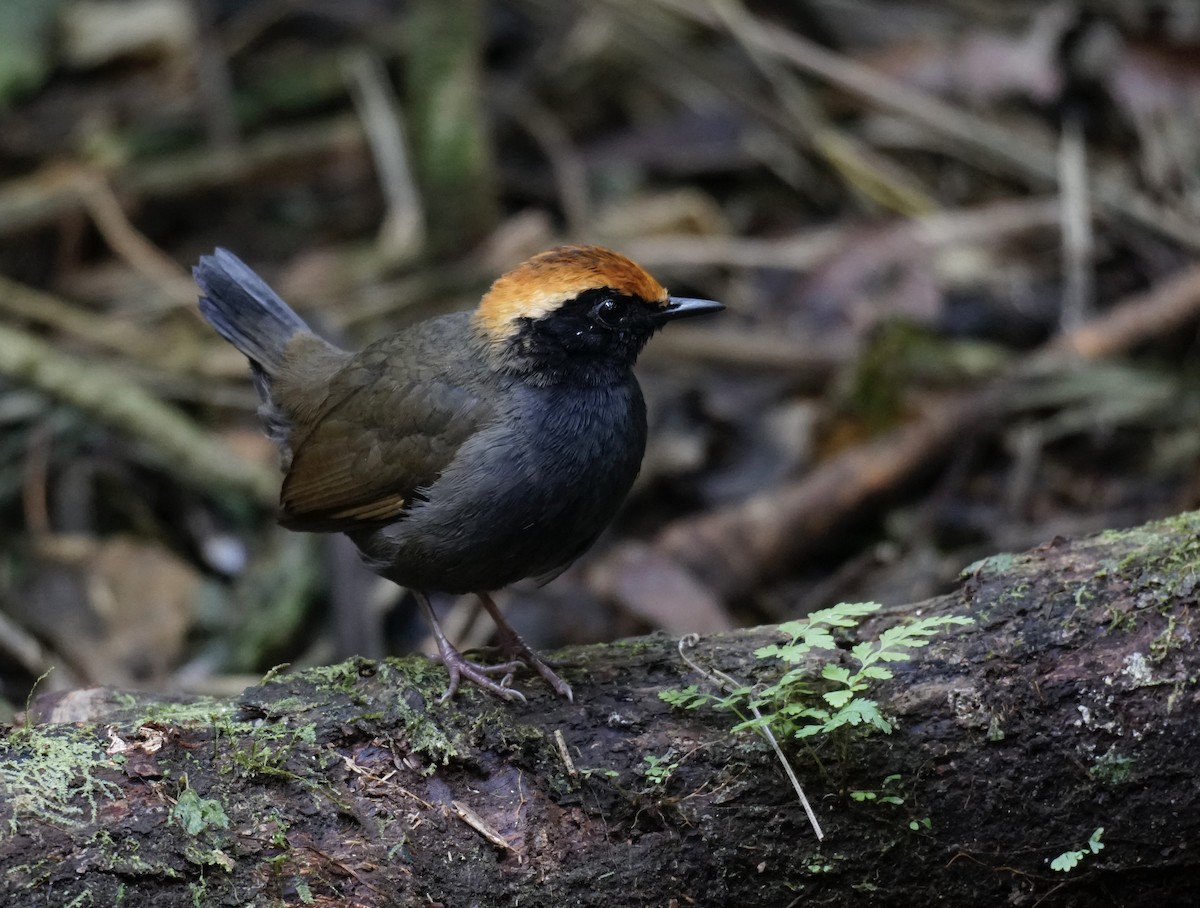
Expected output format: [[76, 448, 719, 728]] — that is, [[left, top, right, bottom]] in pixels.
[[2, 512, 1199, 905]]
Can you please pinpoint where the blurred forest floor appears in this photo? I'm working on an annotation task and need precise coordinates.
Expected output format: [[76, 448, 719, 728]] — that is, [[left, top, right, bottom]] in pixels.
[[3, 0, 1200, 716]]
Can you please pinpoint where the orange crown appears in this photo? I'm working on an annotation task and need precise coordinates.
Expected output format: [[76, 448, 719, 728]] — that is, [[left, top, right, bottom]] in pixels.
[[473, 245, 669, 342]]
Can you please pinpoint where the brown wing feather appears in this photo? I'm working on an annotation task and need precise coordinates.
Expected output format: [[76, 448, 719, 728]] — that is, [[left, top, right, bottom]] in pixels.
[[276, 358, 492, 532]]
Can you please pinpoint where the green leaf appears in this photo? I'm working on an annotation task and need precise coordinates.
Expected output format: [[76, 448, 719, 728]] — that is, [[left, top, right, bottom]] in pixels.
[[875, 650, 916, 662], [659, 686, 702, 708], [800, 629, 838, 651], [1051, 850, 1083, 872], [731, 714, 779, 734], [831, 698, 891, 733], [806, 602, 882, 628], [1088, 828, 1105, 853], [173, 789, 230, 836], [850, 641, 877, 664], [776, 667, 811, 688], [296, 879, 314, 905], [823, 689, 855, 708], [724, 602, 967, 752], [821, 664, 851, 684], [775, 620, 808, 639], [866, 712, 892, 734], [174, 790, 206, 836]]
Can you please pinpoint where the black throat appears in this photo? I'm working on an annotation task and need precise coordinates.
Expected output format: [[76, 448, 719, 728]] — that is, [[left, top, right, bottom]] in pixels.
[[498, 290, 662, 387]]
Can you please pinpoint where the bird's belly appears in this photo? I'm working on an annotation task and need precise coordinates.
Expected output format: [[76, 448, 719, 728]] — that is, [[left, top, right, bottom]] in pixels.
[[354, 381, 647, 593]]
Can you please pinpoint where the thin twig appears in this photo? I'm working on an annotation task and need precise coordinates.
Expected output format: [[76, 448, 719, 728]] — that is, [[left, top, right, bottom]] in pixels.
[[624, 197, 1061, 272], [0, 610, 53, 678], [707, 0, 934, 215], [0, 271, 249, 384], [451, 799, 520, 854], [21, 424, 52, 538], [1059, 112, 1094, 332], [189, 0, 240, 153], [0, 116, 366, 238], [554, 729, 578, 778], [676, 634, 824, 840], [505, 90, 592, 237], [344, 49, 425, 263], [76, 174, 195, 307]]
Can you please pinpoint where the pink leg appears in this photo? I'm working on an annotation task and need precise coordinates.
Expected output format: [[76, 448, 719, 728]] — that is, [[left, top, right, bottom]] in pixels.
[[414, 591, 526, 703], [476, 592, 573, 702]]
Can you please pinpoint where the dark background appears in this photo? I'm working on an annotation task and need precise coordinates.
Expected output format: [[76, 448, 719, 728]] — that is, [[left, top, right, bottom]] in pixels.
[[3, 0, 1200, 713]]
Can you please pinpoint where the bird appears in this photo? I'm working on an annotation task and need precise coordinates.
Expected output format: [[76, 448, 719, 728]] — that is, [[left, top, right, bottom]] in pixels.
[[194, 244, 722, 702]]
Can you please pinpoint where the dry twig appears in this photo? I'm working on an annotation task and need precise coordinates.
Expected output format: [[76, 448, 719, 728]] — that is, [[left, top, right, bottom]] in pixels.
[[644, 0, 1200, 251]]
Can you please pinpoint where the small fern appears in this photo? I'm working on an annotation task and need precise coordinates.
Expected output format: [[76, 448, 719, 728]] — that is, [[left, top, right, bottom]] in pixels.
[[661, 602, 972, 742], [1051, 827, 1105, 872]]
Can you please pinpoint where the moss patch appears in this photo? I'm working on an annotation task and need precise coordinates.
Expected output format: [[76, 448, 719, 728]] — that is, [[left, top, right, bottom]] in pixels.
[[0, 724, 121, 837]]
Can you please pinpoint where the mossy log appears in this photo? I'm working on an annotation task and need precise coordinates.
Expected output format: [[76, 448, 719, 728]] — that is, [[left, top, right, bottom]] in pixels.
[[3, 513, 1200, 907]]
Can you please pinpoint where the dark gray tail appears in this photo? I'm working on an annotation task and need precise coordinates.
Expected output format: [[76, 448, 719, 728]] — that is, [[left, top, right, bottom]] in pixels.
[[194, 248, 310, 374]]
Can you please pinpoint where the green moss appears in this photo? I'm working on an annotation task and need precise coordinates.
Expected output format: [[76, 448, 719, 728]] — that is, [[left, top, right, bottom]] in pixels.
[[995, 579, 1032, 607], [371, 660, 464, 763], [960, 552, 1021, 579], [3, 859, 53, 890], [136, 698, 233, 728], [0, 725, 121, 837], [1111, 513, 1200, 601], [464, 700, 546, 755], [1103, 601, 1137, 634], [612, 636, 658, 657], [303, 659, 371, 695], [213, 714, 320, 784], [800, 850, 847, 876], [378, 653, 456, 696], [1089, 513, 1200, 637], [172, 789, 231, 836], [1089, 749, 1135, 787]]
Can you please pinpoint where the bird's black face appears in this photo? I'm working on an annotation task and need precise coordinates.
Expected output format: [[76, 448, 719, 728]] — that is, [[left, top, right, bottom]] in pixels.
[[506, 288, 666, 385]]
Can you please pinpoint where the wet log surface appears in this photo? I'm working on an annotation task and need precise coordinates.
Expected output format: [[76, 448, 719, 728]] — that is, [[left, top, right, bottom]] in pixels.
[[2, 513, 1199, 907]]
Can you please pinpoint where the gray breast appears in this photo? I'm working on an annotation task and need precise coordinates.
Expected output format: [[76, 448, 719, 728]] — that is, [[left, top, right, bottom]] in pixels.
[[356, 377, 648, 594]]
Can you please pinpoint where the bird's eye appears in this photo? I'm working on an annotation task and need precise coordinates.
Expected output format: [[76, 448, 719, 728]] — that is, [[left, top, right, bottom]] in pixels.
[[593, 297, 627, 329]]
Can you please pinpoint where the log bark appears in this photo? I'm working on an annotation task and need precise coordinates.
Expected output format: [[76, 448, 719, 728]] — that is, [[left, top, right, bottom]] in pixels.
[[3, 513, 1200, 907]]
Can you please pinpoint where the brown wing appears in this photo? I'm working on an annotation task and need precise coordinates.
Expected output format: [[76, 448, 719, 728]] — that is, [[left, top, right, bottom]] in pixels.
[[276, 355, 493, 533]]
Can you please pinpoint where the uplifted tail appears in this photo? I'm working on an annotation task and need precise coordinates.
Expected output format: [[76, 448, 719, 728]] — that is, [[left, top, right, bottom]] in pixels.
[[194, 248, 310, 375]]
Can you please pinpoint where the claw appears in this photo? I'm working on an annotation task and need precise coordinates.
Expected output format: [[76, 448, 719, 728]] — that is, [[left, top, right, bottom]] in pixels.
[[414, 590, 572, 702], [436, 649, 526, 704], [477, 592, 574, 702]]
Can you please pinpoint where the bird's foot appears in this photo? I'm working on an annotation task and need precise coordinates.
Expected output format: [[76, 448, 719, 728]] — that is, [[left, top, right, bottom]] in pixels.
[[474, 592, 574, 702], [414, 589, 573, 702], [503, 638, 573, 702], [432, 645, 527, 704]]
